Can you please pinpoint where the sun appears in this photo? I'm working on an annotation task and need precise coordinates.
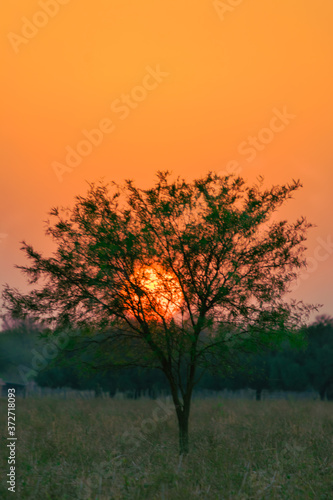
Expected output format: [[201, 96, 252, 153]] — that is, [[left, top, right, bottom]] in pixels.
[[129, 264, 183, 320]]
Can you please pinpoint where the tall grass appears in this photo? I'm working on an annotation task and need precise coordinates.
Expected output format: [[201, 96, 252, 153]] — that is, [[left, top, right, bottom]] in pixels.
[[1, 397, 332, 498]]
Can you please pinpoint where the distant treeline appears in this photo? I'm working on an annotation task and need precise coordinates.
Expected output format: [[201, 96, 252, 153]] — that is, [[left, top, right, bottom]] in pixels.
[[1, 315, 332, 401]]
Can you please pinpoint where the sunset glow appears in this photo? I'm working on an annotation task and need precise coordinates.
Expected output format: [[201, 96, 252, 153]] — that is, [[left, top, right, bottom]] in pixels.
[[1, 1, 333, 320], [130, 265, 183, 321]]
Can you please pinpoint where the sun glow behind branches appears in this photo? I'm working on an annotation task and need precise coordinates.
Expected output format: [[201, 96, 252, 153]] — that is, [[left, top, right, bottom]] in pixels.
[[129, 264, 183, 321]]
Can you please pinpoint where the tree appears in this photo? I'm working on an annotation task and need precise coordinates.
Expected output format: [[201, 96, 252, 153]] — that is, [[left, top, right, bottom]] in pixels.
[[268, 351, 309, 393], [244, 352, 272, 401], [0, 316, 41, 383], [2, 172, 317, 454], [304, 315, 333, 400]]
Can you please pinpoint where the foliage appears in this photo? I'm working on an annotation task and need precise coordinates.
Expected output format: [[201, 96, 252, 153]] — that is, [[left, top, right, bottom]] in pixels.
[[2, 172, 318, 452], [0, 318, 41, 383], [304, 315, 333, 399]]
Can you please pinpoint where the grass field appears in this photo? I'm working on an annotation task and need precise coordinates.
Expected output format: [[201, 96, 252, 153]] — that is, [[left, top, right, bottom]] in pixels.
[[1, 397, 333, 499]]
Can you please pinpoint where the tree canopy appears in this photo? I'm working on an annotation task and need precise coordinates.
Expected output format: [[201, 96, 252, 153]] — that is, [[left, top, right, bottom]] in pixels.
[[2, 171, 317, 453]]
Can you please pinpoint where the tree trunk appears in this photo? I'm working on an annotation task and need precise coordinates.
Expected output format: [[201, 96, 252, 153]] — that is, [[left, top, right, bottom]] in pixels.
[[164, 359, 196, 455], [176, 406, 190, 455], [256, 388, 262, 401], [168, 379, 192, 454], [94, 383, 102, 398], [326, 383, 333, 401], [319, 384, 327, 401]]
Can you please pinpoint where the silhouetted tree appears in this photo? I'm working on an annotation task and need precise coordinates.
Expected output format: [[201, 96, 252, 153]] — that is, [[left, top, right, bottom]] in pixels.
[[304, 315, 333, 400], [0, 316, 41, 382], [2, 172, 317, 454]]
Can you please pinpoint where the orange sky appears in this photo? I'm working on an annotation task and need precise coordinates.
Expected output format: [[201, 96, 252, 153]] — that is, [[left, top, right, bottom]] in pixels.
[[1, 0, 333, 322]]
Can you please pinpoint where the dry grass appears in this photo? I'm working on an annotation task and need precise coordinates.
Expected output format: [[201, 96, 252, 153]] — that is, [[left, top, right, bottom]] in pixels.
[[1, 397, 333, 499]]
